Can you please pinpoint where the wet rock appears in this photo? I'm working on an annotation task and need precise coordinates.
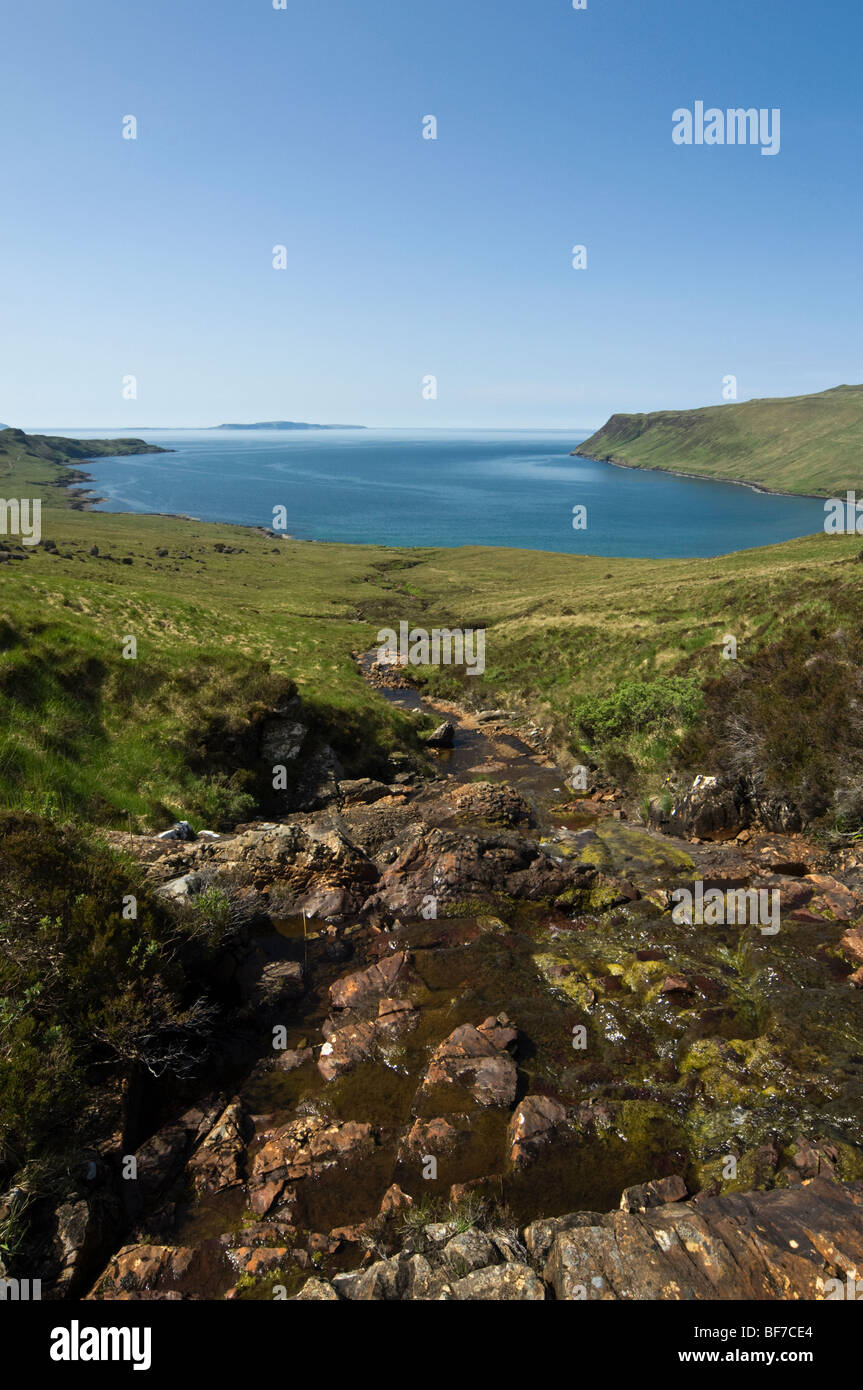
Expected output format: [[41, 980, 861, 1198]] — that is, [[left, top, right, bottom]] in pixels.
[[236, 955, 304, 1014], [659, 975, 691, 996], [425, 721, 455, 749], [323, 937, 353, 963], [422, 1014, 518, 1107], [619, 1175, 687, 1213], [804, 873, 861, 921], [450, 781, 534, 828], [449, 1262, 545, 1300], [508, 1095, 567, 1166], [338, 779, 393, 805], [364, 825, 594, 917], [220, 1221, 296, 1249], [187, 1101, 247, 1196], [88, 1245, 197, 1298], [840, 926, 863, 963], [379, 1184, 414, 1217], [229, 1247, 293, 1277], [251, 1115, 375, 1187], [376, 996, 418, 1036], [329, 950, 409, 1011], [318, 1018, 376, 1081], [319, 995, 419, 1078], [248, 1179, 293, 1218], [320, 993, 420, 1078], [131, 1097, 227, 1207], [787, 1137, 840, 1182], [274, 1046, 314, 1072], [544, 1177, 863, 1300], [403, 1116, 458, 1155]]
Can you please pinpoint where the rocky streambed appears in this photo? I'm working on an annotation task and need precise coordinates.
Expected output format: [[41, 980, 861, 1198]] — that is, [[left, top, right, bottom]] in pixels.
[[53, 670, 863, 1300]]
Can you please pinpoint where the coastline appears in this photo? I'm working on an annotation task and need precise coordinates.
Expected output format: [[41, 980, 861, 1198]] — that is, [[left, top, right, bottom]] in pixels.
[[52, 437, 823, 558], [572, 449, 828, 502]]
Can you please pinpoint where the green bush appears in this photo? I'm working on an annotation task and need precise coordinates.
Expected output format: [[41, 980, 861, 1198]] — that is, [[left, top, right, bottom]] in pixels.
[[574, 677, 702, 743]]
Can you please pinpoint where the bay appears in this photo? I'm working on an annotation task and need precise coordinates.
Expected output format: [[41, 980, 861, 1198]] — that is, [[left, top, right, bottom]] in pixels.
[[51, 427, 826, 559]]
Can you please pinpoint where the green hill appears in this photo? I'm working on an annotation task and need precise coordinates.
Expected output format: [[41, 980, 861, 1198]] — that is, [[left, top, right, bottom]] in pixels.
[[1, 428, 862, 835], [575, 383, 863, 497]]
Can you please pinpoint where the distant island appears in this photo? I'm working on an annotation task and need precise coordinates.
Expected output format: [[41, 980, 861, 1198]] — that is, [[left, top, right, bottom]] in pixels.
[[575, 383, 863, 497], [215, 421, 365, 431]]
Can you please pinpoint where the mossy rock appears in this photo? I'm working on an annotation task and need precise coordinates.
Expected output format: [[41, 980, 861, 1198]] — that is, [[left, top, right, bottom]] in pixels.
[[679, 1037, 752, 1105], [586, 821, 695, 883], [621, 957, 669, 991], [533, 952, 595, 1009]]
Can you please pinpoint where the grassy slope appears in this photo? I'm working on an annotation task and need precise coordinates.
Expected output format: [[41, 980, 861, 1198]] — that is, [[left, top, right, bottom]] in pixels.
[[575, 383, 863, 497], [0, 430, 860, 826]]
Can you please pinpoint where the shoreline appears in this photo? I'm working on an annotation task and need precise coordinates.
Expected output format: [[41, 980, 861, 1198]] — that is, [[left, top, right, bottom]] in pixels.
[[59, 446, 824, 560], [573, 449, 828, 502]]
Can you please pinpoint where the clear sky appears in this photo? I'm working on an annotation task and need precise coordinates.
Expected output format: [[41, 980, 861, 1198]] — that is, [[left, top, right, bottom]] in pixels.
[[2, 0, 861, 430]]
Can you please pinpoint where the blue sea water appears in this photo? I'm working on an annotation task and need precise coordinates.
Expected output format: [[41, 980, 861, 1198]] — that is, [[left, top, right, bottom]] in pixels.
[[49, 428, 826, 559]]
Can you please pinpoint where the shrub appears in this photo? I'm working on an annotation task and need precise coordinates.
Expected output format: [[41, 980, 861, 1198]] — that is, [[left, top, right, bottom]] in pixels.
[[574, 677, 702, 743]]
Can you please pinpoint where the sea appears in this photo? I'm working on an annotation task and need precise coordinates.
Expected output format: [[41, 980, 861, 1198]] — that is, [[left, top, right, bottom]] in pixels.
[[44, 428, 827, 559]]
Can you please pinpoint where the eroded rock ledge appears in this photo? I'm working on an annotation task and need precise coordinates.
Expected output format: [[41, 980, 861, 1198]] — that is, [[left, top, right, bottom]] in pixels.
[[87, 1177, 863, 1301]]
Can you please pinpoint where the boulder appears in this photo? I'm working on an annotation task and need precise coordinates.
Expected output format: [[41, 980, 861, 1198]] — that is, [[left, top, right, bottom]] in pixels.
[[156, 871, 207, 901], [156, 821, 197, 842], [425, 722, 455, 749], [329, 950, 409, 1012], [664, 776, 744, 841], [450, 781, 534, 828], [251, 1115, 375, 1187], [619, 1175, 687, 1213], [422, 1014, 518, 1107], [88, 1245, 197, 1299], [364, 826, 592, 917], [508, 1095, 567, 1165]]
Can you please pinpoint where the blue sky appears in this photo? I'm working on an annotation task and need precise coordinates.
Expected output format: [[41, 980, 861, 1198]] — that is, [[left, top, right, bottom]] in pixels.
[[2, 0, 861, 429]]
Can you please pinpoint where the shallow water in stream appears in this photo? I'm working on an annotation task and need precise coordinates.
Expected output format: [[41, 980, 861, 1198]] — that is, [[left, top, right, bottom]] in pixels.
[[163, 667, 863, 1299]]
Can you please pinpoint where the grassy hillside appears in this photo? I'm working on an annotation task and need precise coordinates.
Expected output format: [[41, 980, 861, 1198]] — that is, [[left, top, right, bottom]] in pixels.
[[576, 383, 863, 497], [0, 428, 861, 831], [0, 427, 168, 509]]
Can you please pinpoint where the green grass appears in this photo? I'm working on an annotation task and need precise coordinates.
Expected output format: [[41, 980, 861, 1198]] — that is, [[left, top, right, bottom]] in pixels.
[[0, 428, 861, 827], [576, 382, 863, 496]]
